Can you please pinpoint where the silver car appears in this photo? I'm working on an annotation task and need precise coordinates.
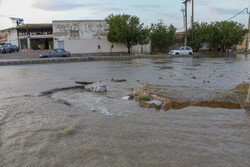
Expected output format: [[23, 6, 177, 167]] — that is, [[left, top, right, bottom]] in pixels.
[[169, 46, 193, 55], [40, 49, 71, 58]]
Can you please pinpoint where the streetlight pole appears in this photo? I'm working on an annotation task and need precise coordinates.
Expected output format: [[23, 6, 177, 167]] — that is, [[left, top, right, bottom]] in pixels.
[[192, 0, 194, 42], [182, 0, 189, 46], [181, 8, 185, 46]]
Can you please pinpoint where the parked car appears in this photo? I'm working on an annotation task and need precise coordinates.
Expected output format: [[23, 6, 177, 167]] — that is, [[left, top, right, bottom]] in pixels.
[[0, 45, 12, 53], [169, 46, 193, 55], [40, 49, 71, 58], [10, 45, 19, 52], [0, 42, 12, 46]]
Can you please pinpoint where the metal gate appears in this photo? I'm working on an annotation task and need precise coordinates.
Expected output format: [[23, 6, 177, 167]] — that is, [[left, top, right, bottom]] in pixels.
[[58, 41, 64, 49]]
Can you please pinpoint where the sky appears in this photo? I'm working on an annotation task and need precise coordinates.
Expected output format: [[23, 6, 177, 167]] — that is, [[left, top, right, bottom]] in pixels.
[[0, 0, 249, 31]]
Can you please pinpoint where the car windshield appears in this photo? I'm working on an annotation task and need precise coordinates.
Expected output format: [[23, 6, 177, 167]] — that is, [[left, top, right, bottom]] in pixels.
[[175, 47, 181, 50], [56, 49, 65, 53]]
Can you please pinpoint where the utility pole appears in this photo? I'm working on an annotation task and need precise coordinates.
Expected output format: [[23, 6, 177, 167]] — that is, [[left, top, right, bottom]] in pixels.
[[192, 0, 194, 42], [182, 0, 190, 46], [181, 8, 186, 46], [247, 10, 250, 52]]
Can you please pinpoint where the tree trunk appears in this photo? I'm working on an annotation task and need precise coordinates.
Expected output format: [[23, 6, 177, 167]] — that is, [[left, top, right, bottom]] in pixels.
[[128, 46, 131, 54]]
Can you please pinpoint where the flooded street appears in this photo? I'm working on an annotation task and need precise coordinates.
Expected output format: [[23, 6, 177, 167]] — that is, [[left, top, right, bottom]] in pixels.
[[0, 55, 250, 167]]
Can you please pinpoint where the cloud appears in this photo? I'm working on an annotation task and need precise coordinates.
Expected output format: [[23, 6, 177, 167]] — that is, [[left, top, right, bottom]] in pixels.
[[130, 4, 161, 9], [206, 7, 245, 15], [160, 13, 180, 21], [33, 0, 98, 11]]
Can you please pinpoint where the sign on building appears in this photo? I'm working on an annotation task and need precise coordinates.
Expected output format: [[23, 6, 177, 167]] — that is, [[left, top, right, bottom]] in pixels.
[[0, 33, 7, 42]]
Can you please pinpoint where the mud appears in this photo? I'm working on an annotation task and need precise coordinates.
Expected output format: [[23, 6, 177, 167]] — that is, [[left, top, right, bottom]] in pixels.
[[130, 83, 250, 111]]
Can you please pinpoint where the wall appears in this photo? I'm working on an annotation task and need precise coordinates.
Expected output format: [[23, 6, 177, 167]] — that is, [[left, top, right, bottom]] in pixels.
[[237, 35, 248, 51], [53, 20, 128, 54], [1, 29, 18, 46], [131, 43, 151, 54]]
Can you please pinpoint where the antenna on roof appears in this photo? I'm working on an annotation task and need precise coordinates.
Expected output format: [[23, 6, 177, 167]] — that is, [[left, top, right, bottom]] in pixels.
[[9, 17, 24, 27]]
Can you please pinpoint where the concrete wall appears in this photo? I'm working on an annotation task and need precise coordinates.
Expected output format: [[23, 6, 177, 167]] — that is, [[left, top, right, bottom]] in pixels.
[[131, 43, 151, 54], [53, 20, 128, 54]]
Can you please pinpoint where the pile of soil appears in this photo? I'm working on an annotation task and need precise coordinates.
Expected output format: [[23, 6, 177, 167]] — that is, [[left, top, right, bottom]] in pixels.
[[129, 83, 250, 111]]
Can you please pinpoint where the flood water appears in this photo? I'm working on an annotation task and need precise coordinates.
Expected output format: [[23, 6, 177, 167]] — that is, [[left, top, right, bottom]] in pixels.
[[0, 55, 250, 167]]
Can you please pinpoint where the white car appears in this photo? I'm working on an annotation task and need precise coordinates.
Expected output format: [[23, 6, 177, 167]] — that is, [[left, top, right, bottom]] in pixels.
[[169, 46, 193, 55]]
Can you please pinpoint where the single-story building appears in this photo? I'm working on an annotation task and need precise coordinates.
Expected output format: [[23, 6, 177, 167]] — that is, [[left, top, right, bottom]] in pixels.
[[52, 20, 128, 54], [1, 20, 153, 54], [0, 24, 53, 50]]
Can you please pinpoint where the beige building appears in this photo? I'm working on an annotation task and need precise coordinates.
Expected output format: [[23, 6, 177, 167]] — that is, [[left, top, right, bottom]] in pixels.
[[52, 20, 128, 54], [237, 14, 250, 52]]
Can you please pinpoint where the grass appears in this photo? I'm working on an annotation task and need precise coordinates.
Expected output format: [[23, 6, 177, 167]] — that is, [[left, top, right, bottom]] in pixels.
[[236, 90, 247, 95], [139, 96, 151, 101]]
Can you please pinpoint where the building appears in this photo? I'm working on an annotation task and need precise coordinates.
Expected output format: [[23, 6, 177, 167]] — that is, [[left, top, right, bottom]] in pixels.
[[0, 27, 18, 45], [237, 14, 250, 52], [52, 20, 127, 54], [0, 20, 152, 54], [16, 24, 53, 50], [0, 24, 53, 50]]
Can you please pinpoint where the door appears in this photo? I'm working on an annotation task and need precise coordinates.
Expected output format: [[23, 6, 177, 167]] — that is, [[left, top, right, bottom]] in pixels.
[[180, 47, 185, 55], [58, 41, 64, 49]]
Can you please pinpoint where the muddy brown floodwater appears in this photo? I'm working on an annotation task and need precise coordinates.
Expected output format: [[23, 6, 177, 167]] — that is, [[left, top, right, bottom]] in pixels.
[[0, 55, 250, 167]]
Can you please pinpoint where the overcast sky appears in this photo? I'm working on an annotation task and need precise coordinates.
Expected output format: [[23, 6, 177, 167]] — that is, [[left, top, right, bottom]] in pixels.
[[0, 0, 249, 31]]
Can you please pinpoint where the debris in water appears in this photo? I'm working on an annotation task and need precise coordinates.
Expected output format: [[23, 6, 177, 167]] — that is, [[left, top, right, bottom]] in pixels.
[[75, 81, 94, 85], [146, 100, 162, 106], [91, 108, 98, 112], [91, 85, 107, 92], [111, 78, 127, 82], [122, 96, 131, 100]]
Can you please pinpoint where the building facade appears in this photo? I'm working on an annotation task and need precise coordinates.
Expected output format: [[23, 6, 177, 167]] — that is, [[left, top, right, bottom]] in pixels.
[[0, 28, 18, 45], [53, 20, 128, 54], [16, 24, 53, 50], [0, 24, 53, 50]]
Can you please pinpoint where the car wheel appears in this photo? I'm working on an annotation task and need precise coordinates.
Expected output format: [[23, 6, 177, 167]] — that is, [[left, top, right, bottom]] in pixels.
[[189, 52, 193, 55], [175, 53, 179, 55]]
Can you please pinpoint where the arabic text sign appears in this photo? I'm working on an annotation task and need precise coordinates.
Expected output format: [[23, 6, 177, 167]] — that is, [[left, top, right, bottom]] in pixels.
[[0, 33, 7, 42]]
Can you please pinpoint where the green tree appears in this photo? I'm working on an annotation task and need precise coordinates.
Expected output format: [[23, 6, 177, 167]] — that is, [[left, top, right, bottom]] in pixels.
[[105, 14, 150, 54], [150, 23, 177, 53], [188, 22, 207, 52], [214, 21, 249, 52], [188, 21, 248, 52]]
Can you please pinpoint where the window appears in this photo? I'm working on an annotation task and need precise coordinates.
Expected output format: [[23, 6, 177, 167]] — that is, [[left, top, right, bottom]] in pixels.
[[70, 30, 79, 39], [180, 47, 185, 50], [98, 45, 101, 49], [111, 45, 114, 48]]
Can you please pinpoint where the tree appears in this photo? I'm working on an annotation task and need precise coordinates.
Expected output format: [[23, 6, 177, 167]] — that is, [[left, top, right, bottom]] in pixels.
[[204, 23, 220, 51], [150, 22, 177, 53], [105, 14, 150, 54], [187, 22, 207, 52], [214, 21, 249, 52], [188, 21, 249, 52]]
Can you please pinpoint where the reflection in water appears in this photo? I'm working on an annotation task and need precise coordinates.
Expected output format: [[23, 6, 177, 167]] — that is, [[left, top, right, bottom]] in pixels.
[[0, 56, 249, 167]]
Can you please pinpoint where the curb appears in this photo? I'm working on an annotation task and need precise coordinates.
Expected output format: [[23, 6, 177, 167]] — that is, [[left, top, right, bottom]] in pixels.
[[0, 55, 191, 66]]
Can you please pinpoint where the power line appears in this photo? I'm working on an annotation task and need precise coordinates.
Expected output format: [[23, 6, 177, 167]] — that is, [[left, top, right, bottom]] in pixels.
[[177, 20, 191, 31], [226, 8, 249, 21]]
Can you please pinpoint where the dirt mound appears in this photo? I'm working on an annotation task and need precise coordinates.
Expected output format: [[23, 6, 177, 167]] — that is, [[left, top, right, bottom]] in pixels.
[[130, 82, 250, 111], [232, 83, 249, 91]]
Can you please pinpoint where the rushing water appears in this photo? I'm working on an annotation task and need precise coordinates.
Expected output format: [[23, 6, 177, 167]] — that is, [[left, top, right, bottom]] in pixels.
[[0, 55, 250, 167]]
